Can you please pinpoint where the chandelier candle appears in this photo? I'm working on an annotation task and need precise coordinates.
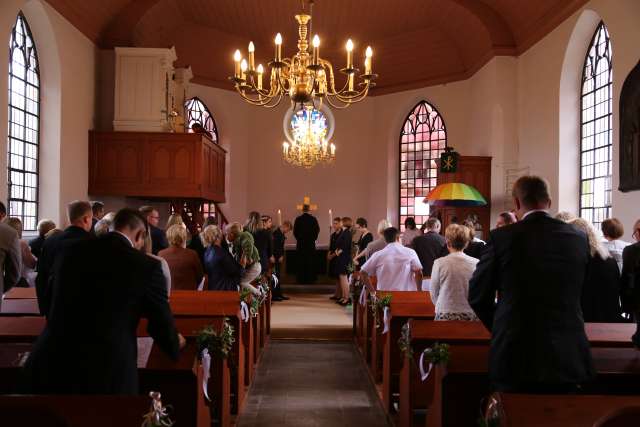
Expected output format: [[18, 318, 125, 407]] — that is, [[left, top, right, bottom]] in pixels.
[[233, 50, 242, 78], [248, 41, 255, 71], [257, 64, 264, 90], [365, 46, 373, 75], [346, 39, 354, 69], [240, 59, 248, 80], [312, 35, 320, 66], [275, 33, 282, 63]]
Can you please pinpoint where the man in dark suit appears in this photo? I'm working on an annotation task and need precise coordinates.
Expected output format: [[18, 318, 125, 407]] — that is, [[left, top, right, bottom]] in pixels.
[[293, 205, 320, 284], [621, 219, 640, 347], [468, 175, 594, 393], [140, 206, 168, 255], [90, 201, 104, 233], [411, 217, 447, 278], [25, 208, 184, 395], [36, 200, 93, 317]]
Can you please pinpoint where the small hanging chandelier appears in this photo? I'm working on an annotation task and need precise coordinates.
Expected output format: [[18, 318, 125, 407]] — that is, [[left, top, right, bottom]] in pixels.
[[282, 105, 335, 168], [229, 0, 377, 110]]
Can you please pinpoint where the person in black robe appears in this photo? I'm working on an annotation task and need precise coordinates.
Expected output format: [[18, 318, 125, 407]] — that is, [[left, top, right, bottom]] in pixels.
[[293, 205, 320, 284]]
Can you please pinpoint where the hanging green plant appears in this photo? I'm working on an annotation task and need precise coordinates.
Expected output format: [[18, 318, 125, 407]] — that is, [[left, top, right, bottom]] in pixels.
[[239, 287, 260, 317], [196, 318, 235, 360], [422, 342, 450, 366], [398, 321, 412, 358], [370, 293, 392, 329]]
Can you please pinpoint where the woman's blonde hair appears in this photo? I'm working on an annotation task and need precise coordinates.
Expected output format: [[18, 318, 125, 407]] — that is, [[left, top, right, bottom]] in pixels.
[[166, 224, 188, 248], [244, 211, 263, 233], [569, 217, 609, 260], [166, 213, 185, 229], [4, 217, 23, 239], [445, 224, 470, 251], [377, 219, 392, 235], [201, 225, 223, 246]]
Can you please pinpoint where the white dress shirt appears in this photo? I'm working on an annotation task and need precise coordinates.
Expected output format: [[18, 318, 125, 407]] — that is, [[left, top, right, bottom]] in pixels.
[[602, 239, 630, 272], [361, 242, 423, 291]]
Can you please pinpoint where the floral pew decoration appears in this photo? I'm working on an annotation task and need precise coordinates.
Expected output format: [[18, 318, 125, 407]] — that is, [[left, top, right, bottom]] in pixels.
[[196, 318, 235, 402]]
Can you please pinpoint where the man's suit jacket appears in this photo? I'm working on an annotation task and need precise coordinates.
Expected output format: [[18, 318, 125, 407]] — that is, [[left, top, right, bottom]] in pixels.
[[24, 232, 180, 395], [0, 223, 21, 309], [468, 211, 594, 390], [621, 241, 640, 311], [150, 225, 169, 255], [411, 231, 447, 276], [293, 213, 320, 250], [35, 226, 91, 316]]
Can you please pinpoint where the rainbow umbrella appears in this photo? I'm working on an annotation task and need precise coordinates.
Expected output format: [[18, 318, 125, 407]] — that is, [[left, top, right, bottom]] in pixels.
[[424, 182, 487, 207]]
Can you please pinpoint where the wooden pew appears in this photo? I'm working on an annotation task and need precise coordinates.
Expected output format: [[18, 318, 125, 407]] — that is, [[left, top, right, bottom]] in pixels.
[[0, 298, 40, 316], [376, 293, 435, 413], [399, 320, 640, 427], [0, 394, 151, 426], [168, 290, 249, 413], [3, 286, 37, 299], [0, 317, 229, 427], [487, 392, 640, 426]]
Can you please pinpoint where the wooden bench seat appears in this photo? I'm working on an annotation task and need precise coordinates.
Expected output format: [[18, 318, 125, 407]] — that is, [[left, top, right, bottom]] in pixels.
[[399, 320, 640, 427], [488, 392, 640, 427]]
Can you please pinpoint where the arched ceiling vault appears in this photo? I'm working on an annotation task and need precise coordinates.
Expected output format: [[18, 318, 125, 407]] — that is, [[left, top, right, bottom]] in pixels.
[[44, 0, 589, 94]]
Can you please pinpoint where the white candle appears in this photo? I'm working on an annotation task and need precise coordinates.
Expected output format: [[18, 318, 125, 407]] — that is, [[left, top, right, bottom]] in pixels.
[[329, 209, 333, 227], [277, 209, 282, 226]]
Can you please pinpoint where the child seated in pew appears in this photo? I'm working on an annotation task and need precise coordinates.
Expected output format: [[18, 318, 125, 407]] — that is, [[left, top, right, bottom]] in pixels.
[[430, 224, 479, 321]]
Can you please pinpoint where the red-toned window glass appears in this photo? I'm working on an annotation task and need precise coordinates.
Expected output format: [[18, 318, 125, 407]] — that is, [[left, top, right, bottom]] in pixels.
[[399, 101, 447, 231]]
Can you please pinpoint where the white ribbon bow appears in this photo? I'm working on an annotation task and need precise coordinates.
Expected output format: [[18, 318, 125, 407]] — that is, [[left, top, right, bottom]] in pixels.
[[201, 349, 212, 401], [358, 286, 367, 306], [419, 349, 434, 382], [272, 274, 279, 289], [240, 301, 249, 322], [382, 306, 390, 334]]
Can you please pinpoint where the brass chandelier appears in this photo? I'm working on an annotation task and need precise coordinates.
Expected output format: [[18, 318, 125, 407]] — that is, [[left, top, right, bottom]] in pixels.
[[229, 0, 377, 110], [282, 105, 335, 169]]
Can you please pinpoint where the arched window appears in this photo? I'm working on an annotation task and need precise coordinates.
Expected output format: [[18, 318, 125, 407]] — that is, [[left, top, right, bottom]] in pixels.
[[185, 97, 218, 143], [399, 101, 447, 231], [580, 22, 612, 227], [8, 12, 40, 231]]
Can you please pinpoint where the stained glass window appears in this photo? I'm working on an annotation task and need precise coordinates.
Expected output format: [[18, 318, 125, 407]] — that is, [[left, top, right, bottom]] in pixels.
[[185, 97, 218, 143], [580, 22, 612, 228], [8, 12, 39, 231], [399, 101, 447, 231]]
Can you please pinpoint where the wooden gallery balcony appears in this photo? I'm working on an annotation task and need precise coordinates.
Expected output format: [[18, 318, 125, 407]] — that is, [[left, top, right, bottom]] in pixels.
[[89, 131, 226, 202]]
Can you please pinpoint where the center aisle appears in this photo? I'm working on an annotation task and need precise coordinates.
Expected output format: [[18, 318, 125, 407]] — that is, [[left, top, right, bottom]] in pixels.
[[236, 288, 390, 427], [236, 341, 390, 427]]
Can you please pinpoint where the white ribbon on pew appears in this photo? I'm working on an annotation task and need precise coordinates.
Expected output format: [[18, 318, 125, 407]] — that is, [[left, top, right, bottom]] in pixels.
[[382, 306, 390, 334], [359, 286, 367, 306], [201, 349, 212, 402], [272, 274, 279, 289], [240, 301, 250, 322], [419, 350, 433, 382]]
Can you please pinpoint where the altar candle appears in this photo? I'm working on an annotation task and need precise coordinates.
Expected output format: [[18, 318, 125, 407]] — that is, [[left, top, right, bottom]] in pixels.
[[329, 209, 333, 227], [277, 209, 282, 226]]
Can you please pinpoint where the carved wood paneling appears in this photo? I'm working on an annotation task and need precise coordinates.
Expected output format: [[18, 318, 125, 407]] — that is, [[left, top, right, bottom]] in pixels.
[[436, 156, 492, 239], [89, 131, 226, 202]]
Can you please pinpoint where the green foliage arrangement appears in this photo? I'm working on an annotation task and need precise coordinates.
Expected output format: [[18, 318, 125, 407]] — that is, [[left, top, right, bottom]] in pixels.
[[422, 342, 450, 366], [370, 293, 392, 329], [398, 321, 412, 358], [196, 318, 235, 360]]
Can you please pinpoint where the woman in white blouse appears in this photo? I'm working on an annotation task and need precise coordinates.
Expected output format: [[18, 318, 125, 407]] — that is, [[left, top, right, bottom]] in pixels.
[[430, 224, 479, 321]]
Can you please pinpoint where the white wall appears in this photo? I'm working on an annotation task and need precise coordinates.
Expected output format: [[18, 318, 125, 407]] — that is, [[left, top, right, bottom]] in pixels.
[[0, 0, 96, 228], [517, 0, 640, 240]]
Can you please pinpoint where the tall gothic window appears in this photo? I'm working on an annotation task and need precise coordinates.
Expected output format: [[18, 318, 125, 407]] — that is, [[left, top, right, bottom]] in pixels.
[[8, 13, 39, 231], [185, 97, 218, 143], [580, 22, 612, 227], [399, 101, 447, 231]]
